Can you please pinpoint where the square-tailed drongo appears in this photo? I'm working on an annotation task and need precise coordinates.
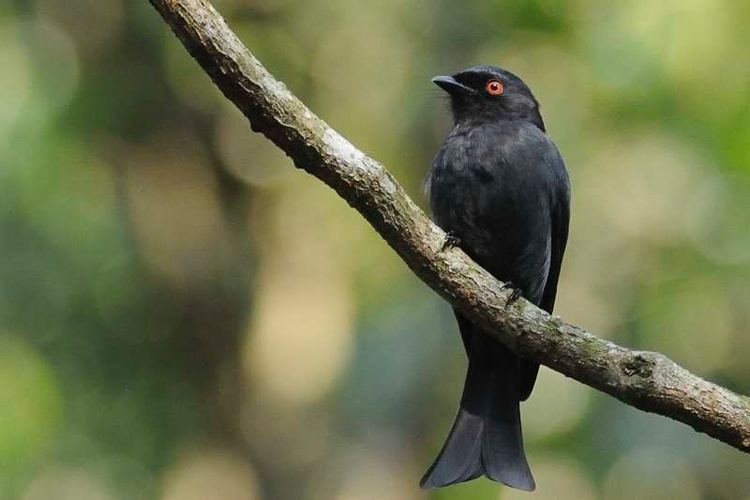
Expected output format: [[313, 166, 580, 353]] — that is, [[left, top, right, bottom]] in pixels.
[[421, 65, 571, 491]]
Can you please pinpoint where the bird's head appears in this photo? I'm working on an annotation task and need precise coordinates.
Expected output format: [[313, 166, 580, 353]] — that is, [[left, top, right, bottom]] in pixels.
[[432, 65, 545, 131]]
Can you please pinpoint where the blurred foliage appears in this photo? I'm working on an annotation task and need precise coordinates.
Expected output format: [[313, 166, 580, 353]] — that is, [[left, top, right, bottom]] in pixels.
[[0, 0, 748, 499]]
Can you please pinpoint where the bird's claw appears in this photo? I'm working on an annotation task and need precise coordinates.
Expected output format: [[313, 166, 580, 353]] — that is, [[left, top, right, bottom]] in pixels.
[[441, 231, 461, 251], [501, 282, 523, 307]]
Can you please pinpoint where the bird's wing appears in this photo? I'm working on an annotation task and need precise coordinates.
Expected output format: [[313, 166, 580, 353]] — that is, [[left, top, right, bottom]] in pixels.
[[519, 159, 570, 400], [540, 176, 570, 314]]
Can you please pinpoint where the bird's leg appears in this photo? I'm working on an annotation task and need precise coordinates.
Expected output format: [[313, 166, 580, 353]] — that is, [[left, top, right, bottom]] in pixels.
[[501, 282, 523, 307], [441, 231, 462, 251]]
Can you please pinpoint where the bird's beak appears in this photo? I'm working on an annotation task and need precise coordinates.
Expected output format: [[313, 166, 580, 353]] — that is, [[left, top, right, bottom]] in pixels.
[[432, 75, 473, 95]]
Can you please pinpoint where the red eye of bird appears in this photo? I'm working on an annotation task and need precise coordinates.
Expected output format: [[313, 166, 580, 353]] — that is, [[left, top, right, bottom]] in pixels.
[[485, 80, 504, 96]]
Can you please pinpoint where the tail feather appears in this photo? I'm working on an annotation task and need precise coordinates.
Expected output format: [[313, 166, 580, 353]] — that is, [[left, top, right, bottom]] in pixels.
[[419, 409, 483, 488], [421, 321, 535, 491], [482, 345, 535, 490]]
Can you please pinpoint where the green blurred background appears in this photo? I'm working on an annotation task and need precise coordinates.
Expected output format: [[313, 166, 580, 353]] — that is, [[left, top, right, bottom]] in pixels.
[[0, 0, 748, 498]]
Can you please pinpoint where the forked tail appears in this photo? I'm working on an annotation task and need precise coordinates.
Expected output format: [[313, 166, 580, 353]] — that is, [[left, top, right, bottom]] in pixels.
[[420, 329, 535, 491]]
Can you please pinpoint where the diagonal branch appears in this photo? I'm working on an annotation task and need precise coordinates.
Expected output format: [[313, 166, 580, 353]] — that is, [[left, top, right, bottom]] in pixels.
[[148, 0, 750, 453]]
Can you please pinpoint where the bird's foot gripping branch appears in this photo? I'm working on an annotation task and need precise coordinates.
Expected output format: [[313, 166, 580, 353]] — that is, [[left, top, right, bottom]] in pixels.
[[148, 0, 750, 455]]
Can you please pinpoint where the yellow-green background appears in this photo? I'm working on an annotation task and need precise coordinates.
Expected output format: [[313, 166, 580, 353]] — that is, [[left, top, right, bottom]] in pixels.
[[0, 0, 748, 498]]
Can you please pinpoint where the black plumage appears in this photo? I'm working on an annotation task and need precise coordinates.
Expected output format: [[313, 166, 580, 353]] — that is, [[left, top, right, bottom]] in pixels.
[[421, 65, 570, 491]]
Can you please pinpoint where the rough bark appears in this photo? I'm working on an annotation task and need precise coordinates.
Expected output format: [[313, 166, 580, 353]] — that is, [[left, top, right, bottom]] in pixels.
[[147, 0, 750, 453]]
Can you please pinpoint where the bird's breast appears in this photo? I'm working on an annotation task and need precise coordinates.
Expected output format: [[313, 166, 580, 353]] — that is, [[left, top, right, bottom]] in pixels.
[[427, 124, 554, 284]]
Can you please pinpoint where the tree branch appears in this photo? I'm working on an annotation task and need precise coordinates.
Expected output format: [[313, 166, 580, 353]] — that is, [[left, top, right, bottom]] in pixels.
[[148, 0, 750, 453]]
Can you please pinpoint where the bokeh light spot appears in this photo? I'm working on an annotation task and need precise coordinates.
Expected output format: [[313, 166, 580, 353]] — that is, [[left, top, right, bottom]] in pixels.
[[0, 22, 32, 136], [160, 447, 260, 500], [124, 146, 231, 290], [21, 466, 115, 500], [244, 183, 356, 405], [0, 335, 61, 473], [17, 19, 80, 113]]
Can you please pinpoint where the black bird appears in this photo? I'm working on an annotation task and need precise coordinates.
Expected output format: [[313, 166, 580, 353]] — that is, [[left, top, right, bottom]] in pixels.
[[421, 65, 570, 490]]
